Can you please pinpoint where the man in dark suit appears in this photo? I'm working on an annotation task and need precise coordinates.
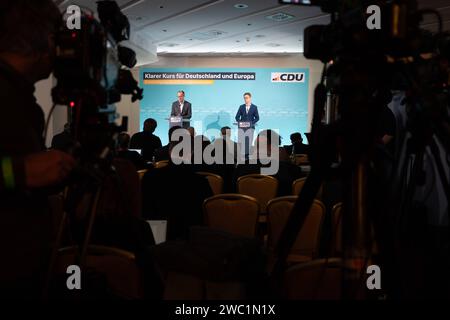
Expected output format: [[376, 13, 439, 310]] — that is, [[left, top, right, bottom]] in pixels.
[[130, 118, 162, 161], [235, 92, 260, 159], [171, 90, 192, 128], [284, 132, 310, 156]]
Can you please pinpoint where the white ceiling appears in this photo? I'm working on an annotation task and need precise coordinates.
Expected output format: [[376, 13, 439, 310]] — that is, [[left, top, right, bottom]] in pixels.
[[55, 0, 450, 56], [56, 0, 328, 54]]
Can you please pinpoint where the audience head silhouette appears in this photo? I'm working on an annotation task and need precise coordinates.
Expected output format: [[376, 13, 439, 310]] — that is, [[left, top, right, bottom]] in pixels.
[[143, 118, 157, 133]]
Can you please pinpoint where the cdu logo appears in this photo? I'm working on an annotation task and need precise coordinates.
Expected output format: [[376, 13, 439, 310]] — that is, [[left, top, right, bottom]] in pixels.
[[271, 72, 305, 83]]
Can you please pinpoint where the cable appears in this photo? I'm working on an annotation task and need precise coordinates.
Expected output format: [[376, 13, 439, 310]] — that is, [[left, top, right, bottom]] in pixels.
[[43, 103, 57, 146]]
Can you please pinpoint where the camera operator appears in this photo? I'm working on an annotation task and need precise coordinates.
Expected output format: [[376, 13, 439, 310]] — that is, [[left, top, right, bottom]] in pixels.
[[0, 0, 76, 298]]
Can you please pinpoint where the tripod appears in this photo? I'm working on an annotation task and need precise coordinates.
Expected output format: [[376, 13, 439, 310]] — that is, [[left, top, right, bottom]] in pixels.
[[390, 96, 450, 298], [42, 162, 112, 299], [270, 61, 389, 299]]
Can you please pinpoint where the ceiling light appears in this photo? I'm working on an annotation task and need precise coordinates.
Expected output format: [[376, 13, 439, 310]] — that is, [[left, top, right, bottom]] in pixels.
[[234, 4, 248, 9], [159, 43, 180, 48], [266, 12, 295, 22]]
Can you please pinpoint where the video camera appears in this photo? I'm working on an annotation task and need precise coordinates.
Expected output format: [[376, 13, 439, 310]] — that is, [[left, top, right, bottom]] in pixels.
[[281, 0, 450, 86], [52, 0, 143, 159], [280, 0, 449, 142]]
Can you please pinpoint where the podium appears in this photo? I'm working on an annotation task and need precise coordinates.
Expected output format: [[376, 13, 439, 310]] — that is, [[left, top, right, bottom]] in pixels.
[[233, 122, 255, 157], [166, 116, 190, 128], [233, 121, 252, 129]]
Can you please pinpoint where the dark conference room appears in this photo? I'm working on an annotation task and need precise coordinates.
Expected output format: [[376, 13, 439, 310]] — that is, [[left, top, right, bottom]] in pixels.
[[0, 0, 449, 310]]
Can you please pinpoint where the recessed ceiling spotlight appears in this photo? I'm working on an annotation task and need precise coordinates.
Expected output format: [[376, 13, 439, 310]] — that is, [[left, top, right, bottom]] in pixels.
[[234, 4, 248, 9], [159, 43, 180, 48], [266, 12, 295, 22]]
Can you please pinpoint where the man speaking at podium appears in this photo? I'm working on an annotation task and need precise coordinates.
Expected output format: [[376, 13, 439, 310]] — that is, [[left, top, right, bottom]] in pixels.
[[235, 92, 259, 158], [171, 90, 192, 129]]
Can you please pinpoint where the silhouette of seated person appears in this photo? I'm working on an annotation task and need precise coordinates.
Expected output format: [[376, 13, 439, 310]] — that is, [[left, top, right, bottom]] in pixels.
[[284, 132, 310, 156], [130, 118, 162, 161], [115, 132, 147, 170], [154, 126, 181, 162], [142, 130, 213, 240], [234, 129, 303, 196]]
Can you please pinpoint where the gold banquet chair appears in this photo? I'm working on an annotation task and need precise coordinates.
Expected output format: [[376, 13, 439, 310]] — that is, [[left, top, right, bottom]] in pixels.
[[196, 172, 224, 195], [267, 196, 325, 267], [331, 202, 343, 256], [292, 177, 323, 199], [137, 169, 147, 180], [203, 194, 260, 238], [154, 160, 169, 169], [283, 258, 343, 300], [237, 174, 278, 213], [53, 245, 144, 299]]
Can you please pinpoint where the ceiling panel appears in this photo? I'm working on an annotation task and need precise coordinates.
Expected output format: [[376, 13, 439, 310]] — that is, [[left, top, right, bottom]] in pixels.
[[56, 0, 450, 55], [124, 0, 214, 28]]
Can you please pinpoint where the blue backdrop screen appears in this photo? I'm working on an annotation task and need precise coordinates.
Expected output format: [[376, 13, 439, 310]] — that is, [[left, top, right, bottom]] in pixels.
[[139, 68, 309, 145]]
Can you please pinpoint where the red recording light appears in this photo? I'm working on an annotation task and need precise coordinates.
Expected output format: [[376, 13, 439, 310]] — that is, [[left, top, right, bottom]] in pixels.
[[69, 101, 76, 108], [71, 32, 77, 39]]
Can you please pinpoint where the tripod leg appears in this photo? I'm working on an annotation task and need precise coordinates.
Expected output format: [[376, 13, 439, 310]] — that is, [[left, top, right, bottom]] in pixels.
[[429, 138, 450, 221], [42, 188, 70, 299], [342, 158, 371, 299], [79, 187, 102, 269]]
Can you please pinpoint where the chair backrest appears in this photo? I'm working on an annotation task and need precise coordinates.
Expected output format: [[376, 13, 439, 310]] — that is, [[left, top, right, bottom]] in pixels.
[[54, 245, 144, 299], [292, 177, 323, 199], [267, 196, 325, 258], [331, 202, 343, 256], [203, 194, 260, 237], [237, 174, 278, 213], [292, 177, 306, 195], [154, 160, 169, 169], [283, 258, 342, 300], [196, 172, 224, 195], [137, 169, 147, 180]]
